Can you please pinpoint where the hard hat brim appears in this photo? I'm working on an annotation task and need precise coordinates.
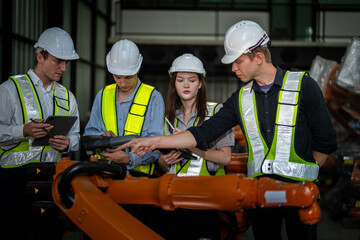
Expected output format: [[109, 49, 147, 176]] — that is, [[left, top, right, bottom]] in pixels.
[[221, 53, 242, 64], [34, 46, 80, 60], [168, 68, 206, 74], [57, 53, 80, 60]]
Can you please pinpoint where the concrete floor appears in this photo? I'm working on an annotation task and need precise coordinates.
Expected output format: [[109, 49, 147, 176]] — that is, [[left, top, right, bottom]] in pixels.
[[317, 205, 359, 240], [239, 203, 360, 240], [63, 203, 359, 240]]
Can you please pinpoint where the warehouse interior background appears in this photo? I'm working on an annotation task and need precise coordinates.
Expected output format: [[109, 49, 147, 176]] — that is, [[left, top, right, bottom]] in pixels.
[[0, 0, 360, 239]]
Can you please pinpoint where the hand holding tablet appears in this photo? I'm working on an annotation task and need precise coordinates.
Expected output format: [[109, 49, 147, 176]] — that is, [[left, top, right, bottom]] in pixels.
[[32, 116, 77, 146]]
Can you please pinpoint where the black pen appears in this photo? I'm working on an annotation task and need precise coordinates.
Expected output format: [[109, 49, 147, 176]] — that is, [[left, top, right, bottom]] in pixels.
[[30, 118, 50, 135]]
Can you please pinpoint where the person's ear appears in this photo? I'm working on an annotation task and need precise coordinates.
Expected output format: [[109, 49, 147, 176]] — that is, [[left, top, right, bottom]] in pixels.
[[36, 53, 44, 63], [255, 52, 264, 64]]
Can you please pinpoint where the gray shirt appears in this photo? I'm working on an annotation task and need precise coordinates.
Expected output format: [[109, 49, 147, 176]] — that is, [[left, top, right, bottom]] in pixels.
[[166, 103, 235, 150]]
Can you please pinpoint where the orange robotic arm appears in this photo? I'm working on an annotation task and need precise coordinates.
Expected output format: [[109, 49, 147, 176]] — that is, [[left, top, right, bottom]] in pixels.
[[52, 158, 320, 240], [105, 173, 320, 225]]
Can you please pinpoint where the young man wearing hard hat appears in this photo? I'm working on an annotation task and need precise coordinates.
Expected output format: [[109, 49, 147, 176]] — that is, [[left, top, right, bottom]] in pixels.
[[83, 39, 165, 177], [0, 27, 80, 238], [118, 21, 338, 240]]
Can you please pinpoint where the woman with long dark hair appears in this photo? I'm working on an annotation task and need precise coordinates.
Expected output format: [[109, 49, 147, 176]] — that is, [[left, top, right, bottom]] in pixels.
[[153, 53, 234, 240], [159, 53, 234, 176]]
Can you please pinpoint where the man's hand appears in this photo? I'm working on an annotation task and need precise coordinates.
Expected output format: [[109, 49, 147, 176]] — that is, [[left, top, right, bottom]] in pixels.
[[313, 150, 328, 167], [116, 131, 197, 156], [101, 148, 130, 164], [23, 119, 53, 138], [115, 136, 159, 156], [48, 135, 70, 151], [102, 131, 116, 137]]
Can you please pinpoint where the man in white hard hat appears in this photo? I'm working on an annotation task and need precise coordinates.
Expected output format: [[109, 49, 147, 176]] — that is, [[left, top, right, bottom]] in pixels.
[[117, 21, 337, 240], [0, 27, 80, 238], [83, 39, 165, 177]]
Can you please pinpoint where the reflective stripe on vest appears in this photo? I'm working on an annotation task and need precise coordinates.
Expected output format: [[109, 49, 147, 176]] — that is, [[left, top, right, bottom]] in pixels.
[[54, 85, 70, 116], [239, 71, 319, 181], [0, 75, 69, 168], [101, 83, 155, 175], [125, 84, 155, 135], [168, 102, 225, 176], [102, 84, 118, 134]]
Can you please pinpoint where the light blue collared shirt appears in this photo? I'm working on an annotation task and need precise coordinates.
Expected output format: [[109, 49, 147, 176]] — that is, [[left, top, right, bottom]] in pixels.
[[84, 79, 165, 169]]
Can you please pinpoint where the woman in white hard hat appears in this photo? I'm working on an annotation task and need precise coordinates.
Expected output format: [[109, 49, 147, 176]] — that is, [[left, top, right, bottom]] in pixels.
[[160, 53, 234, 176], [153, 53, 234, 239]]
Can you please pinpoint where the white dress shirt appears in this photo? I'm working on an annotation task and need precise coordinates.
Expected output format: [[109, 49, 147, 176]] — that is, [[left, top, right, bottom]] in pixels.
[[0, 69, 80, 154]]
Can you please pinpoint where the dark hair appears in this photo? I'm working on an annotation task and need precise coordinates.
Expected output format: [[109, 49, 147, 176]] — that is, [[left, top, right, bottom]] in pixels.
[[247, 46, 272, 63], [166, 72, 208, 126], [35, 50, 49, 63], [40, 50, 49, 59]]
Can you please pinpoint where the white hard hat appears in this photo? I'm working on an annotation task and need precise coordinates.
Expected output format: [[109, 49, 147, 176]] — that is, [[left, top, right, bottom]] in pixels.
[[168, 53, 206, 77], [221, 20, 270, 64], [34, 27, 79, 60], [106, 39, 143, 76]]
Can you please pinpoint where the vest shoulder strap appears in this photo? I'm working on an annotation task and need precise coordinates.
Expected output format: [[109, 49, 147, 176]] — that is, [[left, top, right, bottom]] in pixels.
[[9, 74, 42, 123], [53, 82, 70, 116], [124, 83, 155, 136], [206, 102, 219, 117], [101, 84, 118, 135], [126, 83, 156, 174]]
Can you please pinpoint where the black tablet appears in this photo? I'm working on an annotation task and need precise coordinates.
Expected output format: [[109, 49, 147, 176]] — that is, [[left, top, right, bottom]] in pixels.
[[32, 116, 78, 146]]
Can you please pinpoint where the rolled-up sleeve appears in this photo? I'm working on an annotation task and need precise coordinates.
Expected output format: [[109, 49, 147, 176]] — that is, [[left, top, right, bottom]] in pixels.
[[303, 76, 337, 154], [189, 92, 239, 150]]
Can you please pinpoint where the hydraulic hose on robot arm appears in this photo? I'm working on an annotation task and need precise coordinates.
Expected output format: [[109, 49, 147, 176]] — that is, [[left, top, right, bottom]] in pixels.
[[52, 157, 320, 240]]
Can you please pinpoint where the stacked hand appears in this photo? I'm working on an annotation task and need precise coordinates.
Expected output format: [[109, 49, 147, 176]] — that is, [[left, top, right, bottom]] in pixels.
[[157, 127, 184, 165], [23, 119, 52, 138], [156, 149, 183, 166], [114, 136, 157, 156], [48, 135, 70, 151], [99, 131, 130, 164], [23, 118, 70, 151]]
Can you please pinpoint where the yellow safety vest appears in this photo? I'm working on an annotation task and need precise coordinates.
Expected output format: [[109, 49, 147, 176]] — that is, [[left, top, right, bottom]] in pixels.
[[101, 83, 156, 175], [239, 71, 319, 181], [166, 102, 225, 176], [0, 74, 70, 168]]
